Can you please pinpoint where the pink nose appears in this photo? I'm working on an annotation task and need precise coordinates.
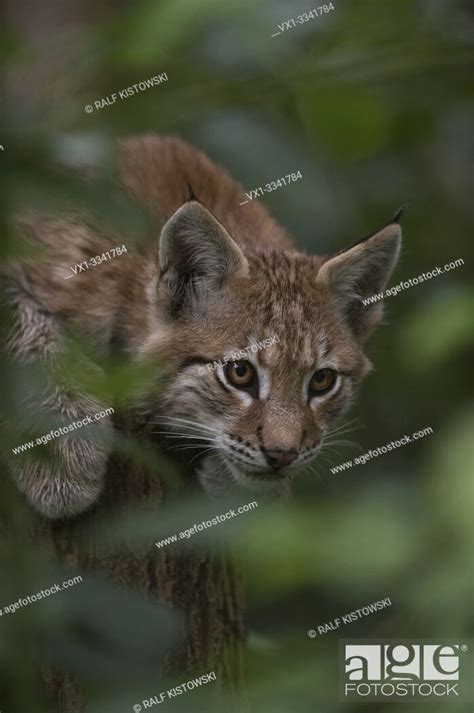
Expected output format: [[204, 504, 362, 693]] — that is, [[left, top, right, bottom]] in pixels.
[[263, 448, 298, 470]]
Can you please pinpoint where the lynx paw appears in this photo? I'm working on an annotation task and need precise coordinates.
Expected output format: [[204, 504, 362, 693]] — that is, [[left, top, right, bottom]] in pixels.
[[13, 421, 114, 519]]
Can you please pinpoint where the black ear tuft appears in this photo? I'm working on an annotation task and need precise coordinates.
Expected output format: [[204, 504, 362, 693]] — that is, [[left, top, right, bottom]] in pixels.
[[185, 180, 200, 203], [390, 204, 407, 225]]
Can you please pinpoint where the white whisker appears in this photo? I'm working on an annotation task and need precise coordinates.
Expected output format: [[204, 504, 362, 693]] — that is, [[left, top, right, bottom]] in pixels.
[[325, 419, 363, 435], [320, 446, 344, 459], [152, 431, 216, 442], [304, 462, 323, 484], [153, 416, 220, 435], [171, 444, 220, 452], [323, 439, 359, 449]]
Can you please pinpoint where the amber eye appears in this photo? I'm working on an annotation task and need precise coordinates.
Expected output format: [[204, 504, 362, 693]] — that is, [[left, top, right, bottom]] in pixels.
[[309, 368, 337, 396], [225, 360, 256, 389]]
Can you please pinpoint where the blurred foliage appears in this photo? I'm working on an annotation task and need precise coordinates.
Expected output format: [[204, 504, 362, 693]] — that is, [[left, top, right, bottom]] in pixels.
[[1, 0, 473, 711]]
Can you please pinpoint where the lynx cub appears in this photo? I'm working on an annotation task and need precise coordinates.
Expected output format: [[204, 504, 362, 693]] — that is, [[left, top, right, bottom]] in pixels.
[[4, 135, 401, 518]]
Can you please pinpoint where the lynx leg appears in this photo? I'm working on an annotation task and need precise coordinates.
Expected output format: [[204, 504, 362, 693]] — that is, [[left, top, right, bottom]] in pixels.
[[5, 276, 114, 519]]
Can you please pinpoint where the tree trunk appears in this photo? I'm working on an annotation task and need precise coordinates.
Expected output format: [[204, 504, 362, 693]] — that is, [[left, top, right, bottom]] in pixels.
[[33, 451, 246, 712]]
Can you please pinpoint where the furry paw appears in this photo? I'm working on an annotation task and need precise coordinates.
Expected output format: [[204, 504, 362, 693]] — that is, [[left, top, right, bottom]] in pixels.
[[16, 460, 103, 519], [12, 407, 114, 519]]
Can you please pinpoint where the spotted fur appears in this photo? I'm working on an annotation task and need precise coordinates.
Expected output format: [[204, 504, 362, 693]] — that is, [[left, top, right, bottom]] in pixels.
[[3, 135, 401, 517]]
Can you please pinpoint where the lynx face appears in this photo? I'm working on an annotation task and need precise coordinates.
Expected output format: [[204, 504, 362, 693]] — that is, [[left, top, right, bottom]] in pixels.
[[140, 201, 401, 495]]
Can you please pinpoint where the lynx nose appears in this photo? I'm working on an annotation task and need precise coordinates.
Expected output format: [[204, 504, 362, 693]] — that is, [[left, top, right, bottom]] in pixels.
[[263, 448, 298, 470]]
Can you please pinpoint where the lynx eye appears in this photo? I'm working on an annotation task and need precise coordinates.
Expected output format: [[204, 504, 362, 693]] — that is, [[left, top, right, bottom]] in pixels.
[[309, 368, 337, 396], [225, 360, 256, 389]]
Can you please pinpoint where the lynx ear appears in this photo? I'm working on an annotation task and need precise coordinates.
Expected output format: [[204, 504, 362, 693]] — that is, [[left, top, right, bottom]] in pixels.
[[316, 218, 402, 341], [158, 201, 249, 314]]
